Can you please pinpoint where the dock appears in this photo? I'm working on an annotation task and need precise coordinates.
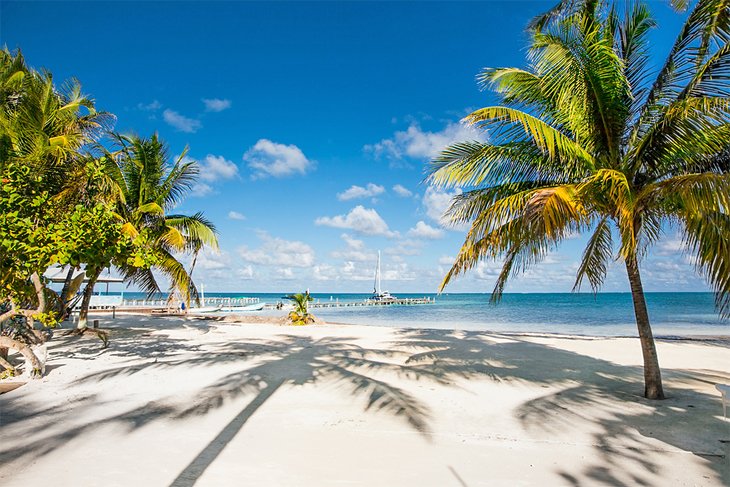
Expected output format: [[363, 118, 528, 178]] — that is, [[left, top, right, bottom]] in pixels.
[[308, 297, 433, 309]]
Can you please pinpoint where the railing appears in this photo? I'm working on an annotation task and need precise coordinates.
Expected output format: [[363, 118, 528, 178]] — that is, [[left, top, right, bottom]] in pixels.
[[309, 297, 433, 309], [118, 297, 260, 308]]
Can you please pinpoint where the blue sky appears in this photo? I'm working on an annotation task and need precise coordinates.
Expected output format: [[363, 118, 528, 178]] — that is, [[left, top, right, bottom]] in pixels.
[[1, 1, 712, 293]]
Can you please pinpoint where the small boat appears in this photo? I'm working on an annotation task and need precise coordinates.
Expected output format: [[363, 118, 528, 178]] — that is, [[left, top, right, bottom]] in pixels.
[[189, 305, 223, 314], [370, 251, 397, 302], [219, 302, 265, 312]]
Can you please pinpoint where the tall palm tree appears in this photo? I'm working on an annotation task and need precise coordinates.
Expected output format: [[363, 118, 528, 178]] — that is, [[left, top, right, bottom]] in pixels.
[[101, 133, 218, 311], [428, 0, 730, 399]]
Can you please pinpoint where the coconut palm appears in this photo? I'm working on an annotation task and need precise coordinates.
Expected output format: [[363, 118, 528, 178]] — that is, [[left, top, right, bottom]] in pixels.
[[286, 292, 314, 325], [103, 133, 219, 308], [428, 0, 730, 399]]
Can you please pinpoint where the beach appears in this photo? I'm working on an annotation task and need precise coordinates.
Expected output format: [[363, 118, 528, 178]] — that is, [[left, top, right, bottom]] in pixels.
[[1, 314, 729, 486]]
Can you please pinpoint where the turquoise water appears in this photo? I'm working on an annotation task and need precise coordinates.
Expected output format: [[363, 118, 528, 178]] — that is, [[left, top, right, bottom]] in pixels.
[[119, 292, 729, 337]]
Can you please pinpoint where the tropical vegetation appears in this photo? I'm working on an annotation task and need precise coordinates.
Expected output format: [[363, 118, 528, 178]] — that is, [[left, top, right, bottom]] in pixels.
[[0, 48, 217, 375], [286, 292, 315, 325], [429, 0, 730, 399]]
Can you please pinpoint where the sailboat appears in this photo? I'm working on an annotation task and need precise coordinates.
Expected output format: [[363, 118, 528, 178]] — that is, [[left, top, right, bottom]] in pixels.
[[371, 251, 396, 301]]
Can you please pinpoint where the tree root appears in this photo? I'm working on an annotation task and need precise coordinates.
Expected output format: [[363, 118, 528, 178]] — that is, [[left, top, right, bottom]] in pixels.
[[63, 327, 109, 348]]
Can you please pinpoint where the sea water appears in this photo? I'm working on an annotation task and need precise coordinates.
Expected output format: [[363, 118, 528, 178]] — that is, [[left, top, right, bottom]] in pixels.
[[120, 292, 729, 337]]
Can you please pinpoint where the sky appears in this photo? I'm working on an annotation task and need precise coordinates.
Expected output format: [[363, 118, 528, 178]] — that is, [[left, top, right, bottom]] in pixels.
[[0, 1, 713, 294]]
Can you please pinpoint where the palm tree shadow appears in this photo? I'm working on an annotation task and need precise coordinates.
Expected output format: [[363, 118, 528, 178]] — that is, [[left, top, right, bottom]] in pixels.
[[393, 328, 730, 486], [1, 332, 450, 485], [168, 335, 449, 486]]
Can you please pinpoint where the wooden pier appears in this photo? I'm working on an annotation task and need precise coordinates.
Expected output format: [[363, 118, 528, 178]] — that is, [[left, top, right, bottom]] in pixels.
[[308, 297, 433, 309]]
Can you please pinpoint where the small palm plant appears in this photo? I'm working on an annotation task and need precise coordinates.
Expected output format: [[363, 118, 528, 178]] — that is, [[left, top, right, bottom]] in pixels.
[[286, 292, 315, 325]]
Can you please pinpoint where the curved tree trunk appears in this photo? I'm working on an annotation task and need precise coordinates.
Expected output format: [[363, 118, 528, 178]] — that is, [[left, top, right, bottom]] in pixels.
[[0, 336, 42, 377], [78, 267, 101, 330], [625, 256, 664, 400]]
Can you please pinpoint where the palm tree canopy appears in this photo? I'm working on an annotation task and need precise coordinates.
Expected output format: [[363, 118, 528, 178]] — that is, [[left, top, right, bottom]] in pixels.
[[106, 133, 218, 304], [428, 0, 730, 315]]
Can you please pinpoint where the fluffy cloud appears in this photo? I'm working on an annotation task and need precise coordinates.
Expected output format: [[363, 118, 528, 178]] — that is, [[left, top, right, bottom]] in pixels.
[[238, 232, 315, 267], [438, 255, 455, 266], [385, 239, 422, 257], [244, 139, 314, 179], [137, 100, 161, 111], [365, 121, 483, 162], [315, 206, 397, 237], [392, 184, 413, 197], [190, 182, 214, 197], [407, 220, 444, 239], [163, 109, 202, 133], [228, 211, 246, 221], [331, 233, 372, 261], [199, 154, 239, 182], [337, 183, 385, 201], [422, 187, 462, 226], [381, 262, 418, 281], [202, 98, 232, 112]]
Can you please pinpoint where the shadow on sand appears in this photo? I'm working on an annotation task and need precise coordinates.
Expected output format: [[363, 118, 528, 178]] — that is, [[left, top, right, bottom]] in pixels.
[[1, 321, 728, 486]]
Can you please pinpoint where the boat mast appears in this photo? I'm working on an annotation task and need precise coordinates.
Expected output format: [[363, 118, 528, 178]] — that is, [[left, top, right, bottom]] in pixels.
[[377, 250, 381, 295]]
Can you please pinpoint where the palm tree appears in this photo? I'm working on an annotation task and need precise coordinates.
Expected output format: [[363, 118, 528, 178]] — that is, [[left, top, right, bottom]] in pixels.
[[94, 134, 218, 315], [428, 0, 730, 399], [286, 292, 314, 325]]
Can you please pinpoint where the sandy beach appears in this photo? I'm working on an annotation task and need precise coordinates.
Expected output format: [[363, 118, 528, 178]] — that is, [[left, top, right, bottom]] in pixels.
[[1, 314, 729, 486]]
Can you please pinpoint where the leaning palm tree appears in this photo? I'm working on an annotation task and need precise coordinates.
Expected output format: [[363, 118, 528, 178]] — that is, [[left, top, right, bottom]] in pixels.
[[74, 133, 218, 328], [112, 133, 218, 304], [428, 0, 730, 399]]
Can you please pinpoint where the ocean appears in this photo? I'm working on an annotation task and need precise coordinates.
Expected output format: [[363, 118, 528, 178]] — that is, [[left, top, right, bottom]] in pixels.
[[118, 292, 730, 337]]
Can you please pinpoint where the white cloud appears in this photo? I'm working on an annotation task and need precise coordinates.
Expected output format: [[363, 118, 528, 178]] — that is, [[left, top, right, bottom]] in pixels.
[[191, 248, 231, 271], [137, 100, 161, 111], [656, 235, 685, 256], [238, 232, 315, 267], [275, 268, 296, 280], [407, 220, 444, 239], [315, 205, 397, 237], [237, 265, 255, 280], [313, 264, 339, 281], [163, 109, 202, 133], [438, 255, 455, 266], [423, 187, 462, 226], [331, 233, 372, 261], [190, 182, 214, 197], [198, 154, 239, 182], [228, 211, 246, 221], [385, 239, 423, 257], [243, 139, 314, 179], [337, 183, 385, 201], [202, 98, 232, 112], [392, 184, 413, 197], [340, 261, 374, 281], [365, 121, 483, 162], [382, 262, 417, 281]]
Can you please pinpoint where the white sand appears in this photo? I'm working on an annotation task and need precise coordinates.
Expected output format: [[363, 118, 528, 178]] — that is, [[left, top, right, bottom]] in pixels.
[[1, 313, 729, 486]]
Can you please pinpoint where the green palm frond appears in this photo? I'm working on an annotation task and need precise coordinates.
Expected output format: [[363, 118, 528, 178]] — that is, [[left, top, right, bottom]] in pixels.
[[573, 217, 614, 292]]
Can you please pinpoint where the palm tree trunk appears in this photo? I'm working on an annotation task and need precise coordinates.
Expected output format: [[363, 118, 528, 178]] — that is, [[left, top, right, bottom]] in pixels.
[[59, 266, 76, 314], [78, 267, 101, 330], [625, 255, 664, 400]]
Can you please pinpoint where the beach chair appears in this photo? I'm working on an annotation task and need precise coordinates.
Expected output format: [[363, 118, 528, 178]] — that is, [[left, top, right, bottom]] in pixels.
[[717, 384, 730, 419]]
